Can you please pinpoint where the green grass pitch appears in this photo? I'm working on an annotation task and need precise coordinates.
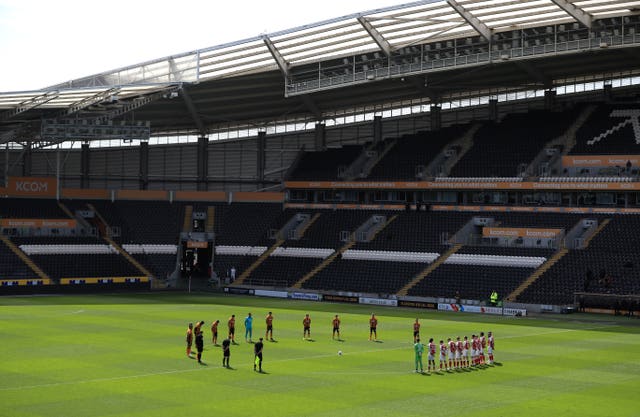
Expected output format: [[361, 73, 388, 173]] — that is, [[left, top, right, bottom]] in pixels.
[[1, 293, 639, 417]]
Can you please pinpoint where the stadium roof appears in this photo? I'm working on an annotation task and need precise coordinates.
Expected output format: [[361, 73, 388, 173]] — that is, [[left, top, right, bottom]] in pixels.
[[2, 0, 640, 145]]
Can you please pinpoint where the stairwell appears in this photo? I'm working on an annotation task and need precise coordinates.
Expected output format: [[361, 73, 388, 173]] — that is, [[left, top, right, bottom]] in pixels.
[[563, 104, 597, 154], [233, 239, 285, 285], [397, 244, 462, 296], [345, 140, 397, 180], [57, 201, 76, 220], [206, 206, 215, 233], [87, 203, 155, 284], [507, 218, 611, 301], [183, 205, 193, 232], [233, 212, 324, 285], [582, 218, 610, 246], [432, 123, 481, 177], [292, 239, 356, 289], [506, 248, 568, 301], [291, 214, 398, 289], [296, 213, 321, 238], [368, 214, 398, 241], [0, 235, 51, 282]]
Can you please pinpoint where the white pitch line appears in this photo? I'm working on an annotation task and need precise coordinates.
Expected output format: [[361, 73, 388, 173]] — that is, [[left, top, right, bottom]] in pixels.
[[0, 323, 619, 392]]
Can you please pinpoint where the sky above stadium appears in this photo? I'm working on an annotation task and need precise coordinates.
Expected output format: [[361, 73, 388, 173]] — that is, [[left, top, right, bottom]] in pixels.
[[0, 0, 403, 92]]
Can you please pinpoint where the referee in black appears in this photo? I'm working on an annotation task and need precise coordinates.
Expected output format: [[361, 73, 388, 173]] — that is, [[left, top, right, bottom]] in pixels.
[[195, 329, 204, 364], [254, 337, 264, 372]]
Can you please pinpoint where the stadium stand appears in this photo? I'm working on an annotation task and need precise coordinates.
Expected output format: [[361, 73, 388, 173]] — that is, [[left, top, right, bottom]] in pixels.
[[365, 125, 467, 180], [518, 215, 640, 305], [449, 109, 580, 178], [288, 145, 366, 181], [570, 105, 640, 156], [0, 239, 38, 279]]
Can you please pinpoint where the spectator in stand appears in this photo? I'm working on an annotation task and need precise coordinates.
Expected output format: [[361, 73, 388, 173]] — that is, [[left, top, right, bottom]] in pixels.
[[230, 266, 236, 282]]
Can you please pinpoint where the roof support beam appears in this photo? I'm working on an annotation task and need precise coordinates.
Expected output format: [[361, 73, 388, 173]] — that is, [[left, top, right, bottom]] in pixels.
[[180, 88, 207, 135], [445, 0, 492, 41], [0, 91, 58, 121], [357, 17, 393, 56], [95, 85, 182, 124], [62, 87, 121, 117], [262, 35, 290, 77], [550, 0, 592, 29]]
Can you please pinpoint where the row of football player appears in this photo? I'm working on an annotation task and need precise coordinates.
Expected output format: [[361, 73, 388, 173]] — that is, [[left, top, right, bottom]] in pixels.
[[413, 332, 495, 374]]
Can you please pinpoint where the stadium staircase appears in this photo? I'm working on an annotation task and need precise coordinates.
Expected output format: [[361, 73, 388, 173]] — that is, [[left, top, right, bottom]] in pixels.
[[182, 205, 193, 232], [347, 140, 397, 180], [581, 218, 610, 247], [233, 239, 285, 285], [506, 219, 611, 301], [296, 212, 322, 238], [0, 235, 51, 281], [56, 201, 76, 220], [87, 203, 155, 285], [291, 239, 356, 289], [396, 244, 462, 296], [436, 124, 480, 177], [235, 213, 324, 285], [293, 214, 398, 289], [507, 219, 610, 301], [562, 104, 598, 154], [206, 206, 215, 233], [506, 248, 569, 302]]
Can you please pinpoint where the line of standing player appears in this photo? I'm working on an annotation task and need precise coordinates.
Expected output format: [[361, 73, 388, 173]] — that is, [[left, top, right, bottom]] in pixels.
[[187, 312, 495, 374], [414, 324, 495, 374]]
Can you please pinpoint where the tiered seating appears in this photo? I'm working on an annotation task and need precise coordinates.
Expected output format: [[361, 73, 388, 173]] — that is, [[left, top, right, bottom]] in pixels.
[[88, 200, 182, 244], [0, 240, 37, 279], [26, 254, 140, 280], [300, 211, 469, 293], [304, 260, 426, 294], [490, 212, 586, 229], [408, 264, 533, 300], [355, 211, 469, 252], [242, 209, 371, 287], [366, 126, 466, 180], [10, 236, 139, 280], [214, 203, 283, 246], [212, 202, 284, 282], [518, 216, 640, 305], [68, 200, 184, 280], [449, 109, 578, 177], [570, 105, 640, 155], [287, 145, 365, 180], [0, 198, 68, 219], [457, 246, 555, 258], [285, 209, 373, 248]]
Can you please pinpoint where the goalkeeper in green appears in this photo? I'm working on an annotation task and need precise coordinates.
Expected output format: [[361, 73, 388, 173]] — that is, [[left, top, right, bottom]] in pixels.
[[414, 338, 424, 373]]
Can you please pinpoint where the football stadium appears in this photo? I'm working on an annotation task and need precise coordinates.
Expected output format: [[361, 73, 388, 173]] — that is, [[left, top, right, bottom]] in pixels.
[[1, 1, 640, 416]]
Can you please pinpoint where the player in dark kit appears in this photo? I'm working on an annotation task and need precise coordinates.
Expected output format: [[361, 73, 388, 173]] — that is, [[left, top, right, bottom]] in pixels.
[[195, 329, 204, 363], [222, 337, 231, 368], [254, 337, 264, 372]]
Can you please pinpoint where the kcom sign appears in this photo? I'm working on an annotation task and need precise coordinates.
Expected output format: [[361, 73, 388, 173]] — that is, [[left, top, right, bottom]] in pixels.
[[8, 177, 57, 197]]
